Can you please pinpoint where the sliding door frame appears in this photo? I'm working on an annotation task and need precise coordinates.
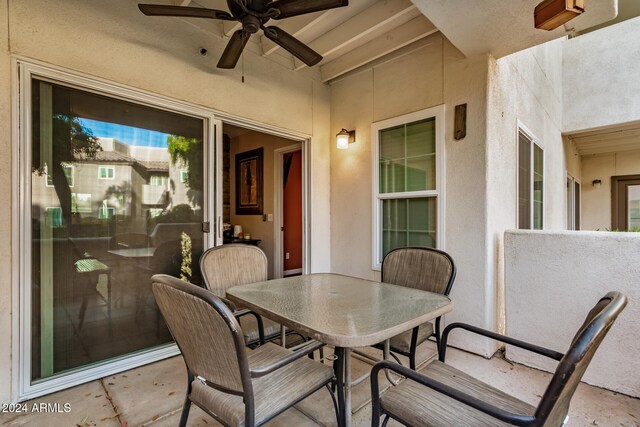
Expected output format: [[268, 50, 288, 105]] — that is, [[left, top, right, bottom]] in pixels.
[[12, 58, 218, 401]]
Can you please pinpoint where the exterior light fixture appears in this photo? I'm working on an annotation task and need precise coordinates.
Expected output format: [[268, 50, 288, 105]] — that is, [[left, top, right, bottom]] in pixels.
[[592, 179, 602, 188], [534, 0, 585, 31], [336, 129, 355, 149]]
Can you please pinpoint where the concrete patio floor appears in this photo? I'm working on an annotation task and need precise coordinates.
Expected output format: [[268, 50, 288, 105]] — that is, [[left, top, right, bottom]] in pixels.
[[2, 343, 639, 427]]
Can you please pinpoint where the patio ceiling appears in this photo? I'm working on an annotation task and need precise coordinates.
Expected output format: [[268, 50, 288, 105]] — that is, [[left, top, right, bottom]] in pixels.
[[568, 122, 640, 155], [132, 0, 619, 82]]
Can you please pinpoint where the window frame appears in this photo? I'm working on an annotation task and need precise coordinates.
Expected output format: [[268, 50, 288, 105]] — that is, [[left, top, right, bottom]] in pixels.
[[45, 163, 74, 187], [98, 165, 115, 180], [566, 173, 581, 230], [371, 105, 445, 270], [516, 124, 544, 230], [180, 169, 189, 183]]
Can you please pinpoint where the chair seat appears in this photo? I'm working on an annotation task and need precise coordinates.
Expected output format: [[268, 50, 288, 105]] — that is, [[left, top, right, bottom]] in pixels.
[[388, 321, 434, 353], [239, 315, 282, 344], [190, 343, 334, 427], [381, 360, 536, 427]]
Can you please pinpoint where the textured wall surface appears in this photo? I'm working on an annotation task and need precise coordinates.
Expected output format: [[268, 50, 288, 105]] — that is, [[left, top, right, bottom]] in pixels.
[[563, 17, 640, 133], [505, 230, 640, 397]]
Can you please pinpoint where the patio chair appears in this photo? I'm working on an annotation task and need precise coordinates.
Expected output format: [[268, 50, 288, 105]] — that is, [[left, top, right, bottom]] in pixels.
[[370, 291, 627, 427], [151, 274, 338, 427], [200, 244, 281, 346], [378, 247, 456, 369]]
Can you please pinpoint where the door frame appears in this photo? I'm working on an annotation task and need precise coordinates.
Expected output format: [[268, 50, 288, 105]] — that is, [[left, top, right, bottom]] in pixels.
[[611, 174, 640, 230], [274, 143, 303, 279], [12, 58, 218, 401]]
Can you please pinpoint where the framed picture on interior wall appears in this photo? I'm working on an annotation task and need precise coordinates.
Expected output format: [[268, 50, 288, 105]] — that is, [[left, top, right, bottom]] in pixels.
[[235, 147, 263, 215]]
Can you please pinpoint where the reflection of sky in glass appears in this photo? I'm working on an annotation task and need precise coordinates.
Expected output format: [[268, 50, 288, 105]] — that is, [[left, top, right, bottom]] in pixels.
[[79, 118, 169, 147]]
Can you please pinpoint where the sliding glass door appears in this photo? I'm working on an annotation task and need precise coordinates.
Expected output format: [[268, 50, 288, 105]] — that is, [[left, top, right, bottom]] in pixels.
[[21, 62, 218, 397]]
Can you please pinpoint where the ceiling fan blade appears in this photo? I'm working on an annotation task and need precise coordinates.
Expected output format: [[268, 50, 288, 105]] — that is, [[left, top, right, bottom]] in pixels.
[[267, 0, 348, 19], [217, 30, 250, 69], [138, 4, 235, 20], [263, 26, 322, 66]]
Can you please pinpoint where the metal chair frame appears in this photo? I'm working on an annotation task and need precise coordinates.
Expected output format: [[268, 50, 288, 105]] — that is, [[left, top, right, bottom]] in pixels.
[[371, 291, 627, 427]]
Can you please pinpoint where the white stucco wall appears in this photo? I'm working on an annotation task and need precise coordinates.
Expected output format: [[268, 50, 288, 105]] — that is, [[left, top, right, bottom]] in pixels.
[[581, 149, 640, 231], [563, 17, 640, 133], [486, 39, 567, 332], [0, 0, 13, 407], [329, 34, 499, 357], [0, 0, 331, 403], [504, 230, 640, 397]]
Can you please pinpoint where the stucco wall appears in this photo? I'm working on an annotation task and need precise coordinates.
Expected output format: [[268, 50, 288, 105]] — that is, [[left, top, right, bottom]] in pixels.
[[486, 39, 566, 334], [329, 33, 498, 356], [504, 230, 640, 397], [581, 149, 640, 231], [563, 17, 640, 133], [0, 0, 13, 407], [0, 0, 331, 402]]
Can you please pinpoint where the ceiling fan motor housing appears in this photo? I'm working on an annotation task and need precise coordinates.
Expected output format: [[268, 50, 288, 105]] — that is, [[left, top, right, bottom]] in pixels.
[[242, 15, 262, 33]]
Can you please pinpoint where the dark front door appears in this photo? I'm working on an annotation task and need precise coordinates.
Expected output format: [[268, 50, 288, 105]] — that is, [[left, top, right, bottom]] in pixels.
[[612, 174, 640, 230]]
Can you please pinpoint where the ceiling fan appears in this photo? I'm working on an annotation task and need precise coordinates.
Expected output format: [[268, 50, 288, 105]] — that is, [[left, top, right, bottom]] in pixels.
[[138, 0, 349, 69]]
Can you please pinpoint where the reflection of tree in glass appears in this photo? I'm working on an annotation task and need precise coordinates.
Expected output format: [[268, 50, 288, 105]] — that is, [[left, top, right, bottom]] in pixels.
[[104, 182, 133, 215], [167, 135, 203, 208], [33, 114, 102, 230]]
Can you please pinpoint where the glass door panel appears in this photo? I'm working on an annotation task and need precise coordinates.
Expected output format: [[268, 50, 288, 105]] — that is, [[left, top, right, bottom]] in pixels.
[[30, 79, 206, 381]]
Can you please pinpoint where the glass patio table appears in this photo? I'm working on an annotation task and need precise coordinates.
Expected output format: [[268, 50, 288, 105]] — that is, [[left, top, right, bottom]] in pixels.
[[226, 273, 453, 427]]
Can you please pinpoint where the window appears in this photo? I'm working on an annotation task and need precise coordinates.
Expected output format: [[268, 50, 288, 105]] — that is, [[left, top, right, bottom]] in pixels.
[[44, 207, 63, 228], [372, 106, 444, 268], [180, 169, 189, 183], [98, 206, 115, 219], [71, 193, 92, 213], [149, 175, 166, 186], [98, 166, 115, 179], [517, 128, 543, 230], [566, 175, 580, 230], [46, 164, 74, 187]]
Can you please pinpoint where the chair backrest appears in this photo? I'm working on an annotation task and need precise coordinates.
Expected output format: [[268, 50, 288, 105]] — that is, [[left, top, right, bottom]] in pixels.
[[381, 247, 456, 295], [200, 244, 268, 297], [151, 274, 252, 395], [535, 291, 627, 426]]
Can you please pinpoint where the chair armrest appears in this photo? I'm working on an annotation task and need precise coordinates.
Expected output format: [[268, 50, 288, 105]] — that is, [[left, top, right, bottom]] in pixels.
[[220, 296, 239, 311], [371, 360, 536, 426], [232, 309, 265, 344], [249, 340, 325, 378], [439, 322, 564, 362]]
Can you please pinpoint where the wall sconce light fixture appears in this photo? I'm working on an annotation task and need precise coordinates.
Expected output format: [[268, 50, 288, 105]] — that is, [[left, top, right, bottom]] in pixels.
[[592, 179, 602, 188], [336, 128, 356, 149]]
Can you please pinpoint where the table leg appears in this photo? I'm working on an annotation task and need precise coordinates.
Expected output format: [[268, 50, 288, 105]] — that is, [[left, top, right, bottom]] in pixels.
[[333, 347, 346, 427], [344, 347, 352, 427]]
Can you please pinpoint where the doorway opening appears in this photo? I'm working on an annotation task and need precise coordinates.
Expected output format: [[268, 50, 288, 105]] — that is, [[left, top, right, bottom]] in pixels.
[[220, 124, 306, 279]]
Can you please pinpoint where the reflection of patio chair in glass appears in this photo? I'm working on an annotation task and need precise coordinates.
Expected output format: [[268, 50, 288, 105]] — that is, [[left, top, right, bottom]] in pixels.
[[151, 274, 337, 427], [371, 292, 627, 427], [69, 238, 112, 329]]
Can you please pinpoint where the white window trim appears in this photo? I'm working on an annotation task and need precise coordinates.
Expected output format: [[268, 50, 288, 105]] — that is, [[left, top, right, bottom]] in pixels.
[[516, 122, 544, 230], [180, 169, 189, 183], [98, 165, 115, 180], [371, 105, 446, 270]]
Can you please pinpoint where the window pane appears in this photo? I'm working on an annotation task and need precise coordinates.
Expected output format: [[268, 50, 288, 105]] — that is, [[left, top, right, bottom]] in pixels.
[[533, 144, 543, 230], [30, 78, 205, 381], [382, 197, 436, 259], [627, 185, 640, 230], [379, 118, 436, 194], [518, 133, 531, 229]]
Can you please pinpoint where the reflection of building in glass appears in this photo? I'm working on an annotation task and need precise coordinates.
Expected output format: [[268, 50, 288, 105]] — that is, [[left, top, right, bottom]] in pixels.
[[32, 136, 194, 227]]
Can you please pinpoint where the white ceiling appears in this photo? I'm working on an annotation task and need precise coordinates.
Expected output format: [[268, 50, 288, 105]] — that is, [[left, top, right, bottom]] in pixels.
[[569, 122, 640, 155], [135, 0, 621, 82]]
